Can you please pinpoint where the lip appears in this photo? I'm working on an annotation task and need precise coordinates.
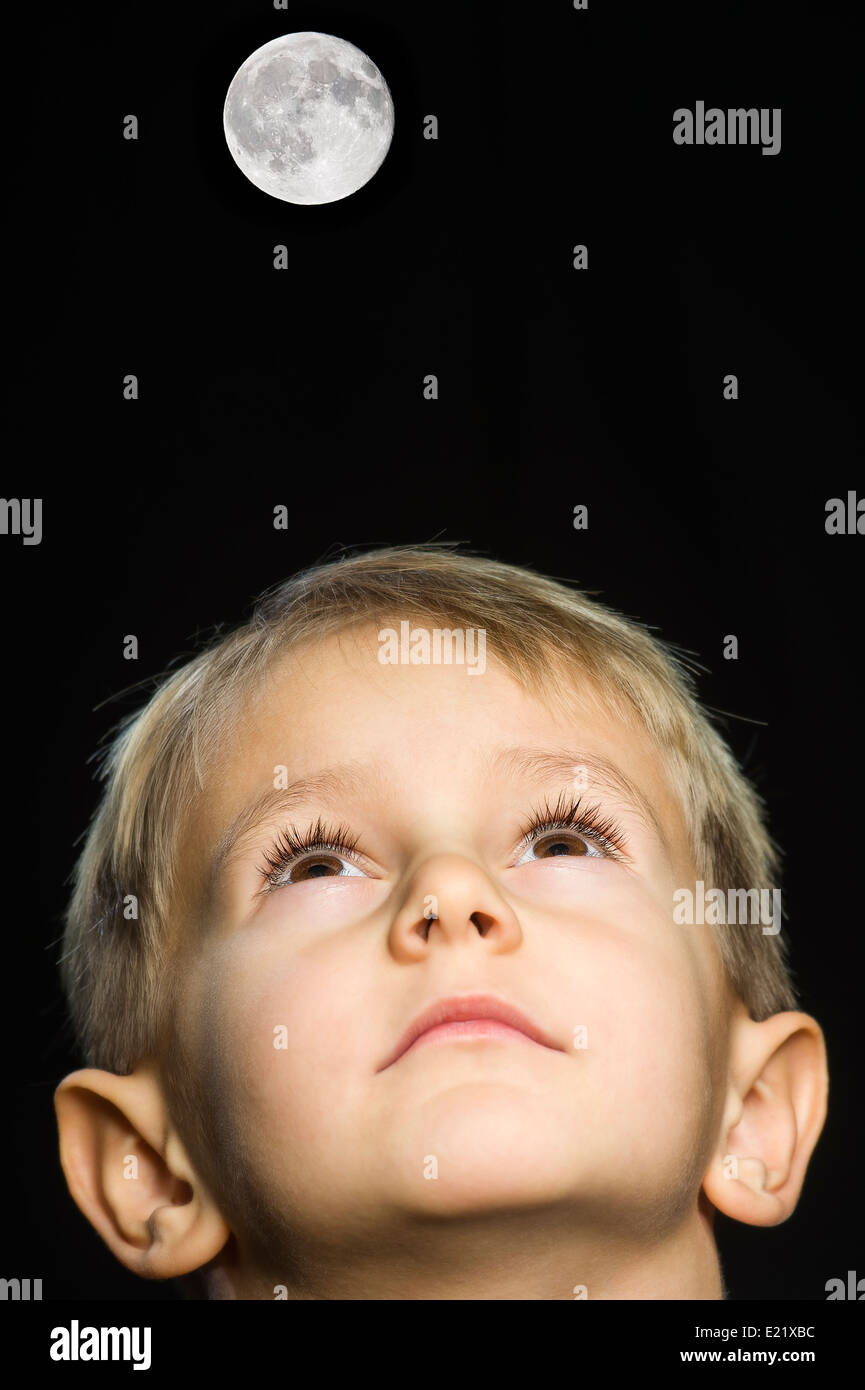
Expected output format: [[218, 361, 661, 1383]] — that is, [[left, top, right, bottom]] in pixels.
[[377, 993, 564, 1072]]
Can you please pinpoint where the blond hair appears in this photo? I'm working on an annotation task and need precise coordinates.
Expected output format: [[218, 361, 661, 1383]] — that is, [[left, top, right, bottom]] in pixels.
[[60, 543, 797, 1075]]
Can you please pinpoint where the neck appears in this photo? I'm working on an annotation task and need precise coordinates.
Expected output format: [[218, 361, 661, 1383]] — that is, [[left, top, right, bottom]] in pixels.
[[208, 1200, 723, 1301]]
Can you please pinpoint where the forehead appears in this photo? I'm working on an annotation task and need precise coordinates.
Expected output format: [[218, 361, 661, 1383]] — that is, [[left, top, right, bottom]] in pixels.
[[179, 624, 693, 886]]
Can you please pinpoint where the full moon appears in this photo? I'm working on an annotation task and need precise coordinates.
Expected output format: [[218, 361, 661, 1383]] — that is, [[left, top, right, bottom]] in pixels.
[[223, 31, 394, 205]]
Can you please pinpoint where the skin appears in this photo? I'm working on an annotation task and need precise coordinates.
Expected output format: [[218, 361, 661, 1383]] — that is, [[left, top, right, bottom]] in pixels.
[[55, 625, 828, 1299]]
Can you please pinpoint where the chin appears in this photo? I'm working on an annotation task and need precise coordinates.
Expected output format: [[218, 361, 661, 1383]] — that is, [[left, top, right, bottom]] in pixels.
[[381, 1086, 584, 1215]]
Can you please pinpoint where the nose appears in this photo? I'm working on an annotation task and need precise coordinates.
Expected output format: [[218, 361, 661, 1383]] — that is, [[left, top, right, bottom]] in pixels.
[[386, 852, 524, 961]]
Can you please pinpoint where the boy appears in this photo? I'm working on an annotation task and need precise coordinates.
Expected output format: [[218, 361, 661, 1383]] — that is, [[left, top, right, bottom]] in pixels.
[[54, 544, 828, 1299]]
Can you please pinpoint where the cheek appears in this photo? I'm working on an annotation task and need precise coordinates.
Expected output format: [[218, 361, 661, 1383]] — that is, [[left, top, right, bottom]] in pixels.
[[547, 904, 715, 1153], [608, 969, 712, 1171], [207, 923, 378, 1138]]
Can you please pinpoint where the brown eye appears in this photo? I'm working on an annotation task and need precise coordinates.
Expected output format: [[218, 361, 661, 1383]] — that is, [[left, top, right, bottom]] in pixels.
[[291, 856, 345, 882], [258, 821, 368, 893], [533, 835, 590, 859], [513, 797, 627, 869]]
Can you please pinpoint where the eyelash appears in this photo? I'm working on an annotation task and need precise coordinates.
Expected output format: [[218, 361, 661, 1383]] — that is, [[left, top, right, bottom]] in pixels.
[[256, 793, 629, 893], [515, 791, 629, 863], [257, 817, 360, 893]]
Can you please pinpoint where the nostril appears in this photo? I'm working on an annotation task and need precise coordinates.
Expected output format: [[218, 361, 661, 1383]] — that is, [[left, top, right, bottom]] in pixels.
[[470, 911, 495, 937]]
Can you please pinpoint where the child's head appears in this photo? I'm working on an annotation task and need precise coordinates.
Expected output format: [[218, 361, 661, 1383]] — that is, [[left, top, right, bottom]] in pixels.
[[55, 545, 827, 1299]]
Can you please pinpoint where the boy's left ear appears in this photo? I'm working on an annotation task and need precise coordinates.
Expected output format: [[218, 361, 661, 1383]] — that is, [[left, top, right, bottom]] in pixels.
[[702, 1009, 828, 1227]]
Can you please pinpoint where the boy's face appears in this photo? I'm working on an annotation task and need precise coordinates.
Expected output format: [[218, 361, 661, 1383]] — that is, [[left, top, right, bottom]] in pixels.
[[172, 624, 728, 1273]]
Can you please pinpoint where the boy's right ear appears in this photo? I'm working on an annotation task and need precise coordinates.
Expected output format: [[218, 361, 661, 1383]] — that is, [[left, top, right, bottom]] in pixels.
[[54, 1064, 231, 1281]]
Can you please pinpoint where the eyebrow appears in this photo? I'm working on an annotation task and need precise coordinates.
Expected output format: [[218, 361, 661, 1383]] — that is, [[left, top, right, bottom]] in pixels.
[[209, 743, 668, 893], [208, 761, 373, 894], [487, 745, 668, 848]]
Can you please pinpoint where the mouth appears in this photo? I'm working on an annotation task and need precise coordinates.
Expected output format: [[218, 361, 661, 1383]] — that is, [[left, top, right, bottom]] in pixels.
[[377, 993, 564, 1072]]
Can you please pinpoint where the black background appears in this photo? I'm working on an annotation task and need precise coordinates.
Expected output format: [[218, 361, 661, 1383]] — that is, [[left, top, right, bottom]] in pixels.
[[4, 0, 862, 1303]]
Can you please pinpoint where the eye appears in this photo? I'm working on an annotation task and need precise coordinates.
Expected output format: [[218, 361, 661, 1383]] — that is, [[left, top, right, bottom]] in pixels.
[[256, 819, 368, 893], [275, 853, 366, 887], [514, 830, 603, 865], [512, 793, 628, 866]]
